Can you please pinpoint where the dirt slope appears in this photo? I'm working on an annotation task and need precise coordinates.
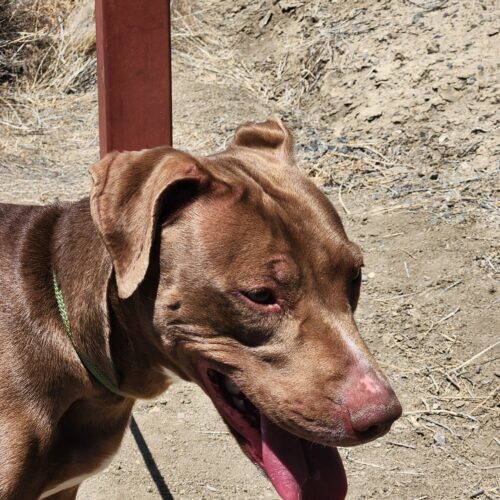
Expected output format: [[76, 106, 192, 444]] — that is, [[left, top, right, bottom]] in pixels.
[[0, 0, 498, 499]]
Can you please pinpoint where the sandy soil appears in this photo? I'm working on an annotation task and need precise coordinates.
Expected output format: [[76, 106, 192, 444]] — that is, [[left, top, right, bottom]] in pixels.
[[0, 0, 498, 499]]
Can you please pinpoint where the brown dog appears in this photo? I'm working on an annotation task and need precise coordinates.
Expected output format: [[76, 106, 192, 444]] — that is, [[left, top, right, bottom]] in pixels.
[[0, 117, 401, 500]]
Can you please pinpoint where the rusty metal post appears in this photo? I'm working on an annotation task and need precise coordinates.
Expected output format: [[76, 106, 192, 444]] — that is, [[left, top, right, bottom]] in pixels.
[[95, 0, 172, 157]]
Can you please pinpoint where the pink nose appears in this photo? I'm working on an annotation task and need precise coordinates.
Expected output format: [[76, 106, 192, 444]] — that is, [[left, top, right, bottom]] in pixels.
[[344, 368, 402, 441]]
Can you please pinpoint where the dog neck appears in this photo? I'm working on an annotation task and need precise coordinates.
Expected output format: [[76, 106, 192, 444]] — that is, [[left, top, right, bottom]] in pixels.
[[51, 199, 172, 400]]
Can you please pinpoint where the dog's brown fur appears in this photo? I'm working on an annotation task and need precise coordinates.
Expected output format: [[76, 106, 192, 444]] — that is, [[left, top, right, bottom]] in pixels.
[[0, 118, 401, 499]]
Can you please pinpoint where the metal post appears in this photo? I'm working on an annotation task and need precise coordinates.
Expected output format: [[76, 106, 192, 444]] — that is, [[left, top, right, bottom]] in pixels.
[[95, 0, 172, 157]]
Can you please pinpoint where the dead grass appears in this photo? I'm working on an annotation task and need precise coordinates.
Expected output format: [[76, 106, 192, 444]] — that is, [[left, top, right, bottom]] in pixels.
[[0, 0, 96, 160], [0, 0, 92, 90], [170, 0, 354, 108]]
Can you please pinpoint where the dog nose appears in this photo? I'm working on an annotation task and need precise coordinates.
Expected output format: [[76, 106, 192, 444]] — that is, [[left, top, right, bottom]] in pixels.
[[349, 398, 402, 440], [343, 369, 402, 442]]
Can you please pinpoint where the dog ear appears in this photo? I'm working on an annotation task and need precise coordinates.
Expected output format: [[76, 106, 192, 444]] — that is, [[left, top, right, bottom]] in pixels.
[[230, 116, 295, 167], [89, 147, 209, 299]]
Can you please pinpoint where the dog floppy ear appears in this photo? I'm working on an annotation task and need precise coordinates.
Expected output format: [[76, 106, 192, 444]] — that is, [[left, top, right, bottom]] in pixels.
[[90, 147, 209, 299], [230, 116, 295, 167]]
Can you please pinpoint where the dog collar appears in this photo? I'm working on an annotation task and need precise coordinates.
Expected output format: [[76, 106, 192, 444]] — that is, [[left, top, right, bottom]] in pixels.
[[52, 271, 127, 398]]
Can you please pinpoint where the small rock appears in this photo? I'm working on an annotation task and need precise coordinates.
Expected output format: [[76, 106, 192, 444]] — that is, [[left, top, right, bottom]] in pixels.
[[279, 0, 300, 12], [434, 432, 446, 446], [392, 112, 409, 124], [457, 70, 475, 80], [412, 12, 424, 25], [430, 173, 439, 180], [359, 105, 383, 122], [439, 87, 463, 102], [374, 62, 398, 81], [427, 41, 440, 54], [259, 11, 272, 28]]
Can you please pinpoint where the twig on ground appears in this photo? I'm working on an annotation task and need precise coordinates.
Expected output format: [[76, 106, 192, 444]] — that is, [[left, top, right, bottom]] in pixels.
[[338, 184, 350, 214], [444, 372, 462, 391], [401, 249, 418, 260], [469, 490, 484, 499], [470, 387, 499, 415], [423, 307, 461, 340], [438, 307, 461, 324], [420, 416, 456, 435], [404, 409, 478, 421], [427, 370, 439, 393], [346, 458, 386, 469], [451, 342, 500, 372], [404, 261, 411, 278], [356, 203, 425, 216], [343, 142, 396, 166], [443, 280, 462, 292], [381, 232, 405, 239], [423, 321, 435, 338], [484, 258, 497, 273], [387, 440, 416, 449]]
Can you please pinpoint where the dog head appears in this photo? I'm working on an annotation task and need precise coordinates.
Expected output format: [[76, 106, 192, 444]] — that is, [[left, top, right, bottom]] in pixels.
[[90, 117, 402, 500]]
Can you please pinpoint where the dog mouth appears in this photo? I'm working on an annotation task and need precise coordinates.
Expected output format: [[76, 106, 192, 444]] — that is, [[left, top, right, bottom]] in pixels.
[[200, 368, 347, 500]]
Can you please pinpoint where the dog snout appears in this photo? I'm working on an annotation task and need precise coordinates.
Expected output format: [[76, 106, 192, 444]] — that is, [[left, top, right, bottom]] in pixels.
[[342, 367, 402, 443], [349, 397, 402, 441]]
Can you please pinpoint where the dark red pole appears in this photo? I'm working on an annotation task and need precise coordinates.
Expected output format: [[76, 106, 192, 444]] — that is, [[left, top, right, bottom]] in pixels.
[[95, 0, 172, 157]]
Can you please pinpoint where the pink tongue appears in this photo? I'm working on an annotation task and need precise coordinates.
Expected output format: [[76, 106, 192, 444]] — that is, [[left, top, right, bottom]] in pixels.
[[261, 415, 347, 500]]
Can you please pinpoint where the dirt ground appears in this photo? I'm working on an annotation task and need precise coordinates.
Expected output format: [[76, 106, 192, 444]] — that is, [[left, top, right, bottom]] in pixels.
[[0, 0, 499, 499]]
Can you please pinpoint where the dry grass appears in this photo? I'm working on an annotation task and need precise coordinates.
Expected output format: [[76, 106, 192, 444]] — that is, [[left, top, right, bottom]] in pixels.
[[0, 0, 95, 158], [170, 0, 353, 108], [0, 0, 94, 92]]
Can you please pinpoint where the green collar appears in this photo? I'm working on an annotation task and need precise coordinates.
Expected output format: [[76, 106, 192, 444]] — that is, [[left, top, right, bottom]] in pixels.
[[52, 271, 127, 398]]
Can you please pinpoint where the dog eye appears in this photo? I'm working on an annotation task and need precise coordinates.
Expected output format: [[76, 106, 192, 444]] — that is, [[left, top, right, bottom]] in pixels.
[[242, 288, 276, 305]]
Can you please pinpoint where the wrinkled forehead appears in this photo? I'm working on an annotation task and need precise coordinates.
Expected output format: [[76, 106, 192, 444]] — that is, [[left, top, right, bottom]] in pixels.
[[194, 157, 362, 274]]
